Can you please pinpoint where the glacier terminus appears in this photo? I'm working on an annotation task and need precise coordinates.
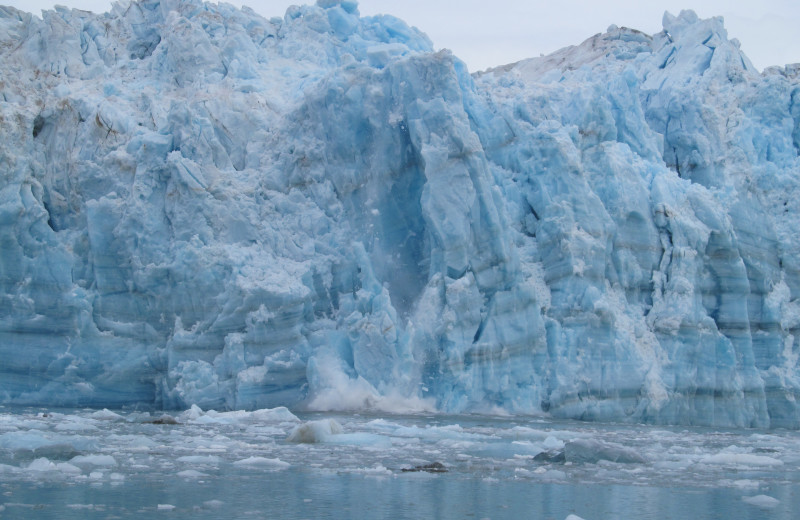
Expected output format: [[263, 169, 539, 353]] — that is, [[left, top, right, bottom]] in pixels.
[[0, 0, 799, 429]]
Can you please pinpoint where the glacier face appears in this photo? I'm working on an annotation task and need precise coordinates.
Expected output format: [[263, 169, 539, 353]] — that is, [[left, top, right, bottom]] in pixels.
[[0, 1, 799, 427]]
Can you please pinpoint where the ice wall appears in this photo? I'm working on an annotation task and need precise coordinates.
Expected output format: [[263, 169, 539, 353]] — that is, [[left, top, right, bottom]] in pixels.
[[0, 1, 798, 427]]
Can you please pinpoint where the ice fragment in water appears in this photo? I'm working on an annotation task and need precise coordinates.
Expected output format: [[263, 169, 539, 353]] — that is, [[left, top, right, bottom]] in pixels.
[[286, 419, 344, 443], [564, 439, 646, 464], [742, 495, 780, 508]]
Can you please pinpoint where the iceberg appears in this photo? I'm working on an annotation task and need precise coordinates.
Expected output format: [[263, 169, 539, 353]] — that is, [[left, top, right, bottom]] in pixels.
[[0, 1, 798, 428]]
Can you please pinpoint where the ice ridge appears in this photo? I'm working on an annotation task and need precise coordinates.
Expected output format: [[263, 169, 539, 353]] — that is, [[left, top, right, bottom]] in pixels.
[[0, 2, 798, 428]]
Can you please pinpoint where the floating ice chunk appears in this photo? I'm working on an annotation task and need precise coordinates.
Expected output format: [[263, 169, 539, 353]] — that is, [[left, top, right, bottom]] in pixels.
[[182, 405, 205, 422], [90, 409, 124, 421], [565, 515, 587, 520], [542, 436, 565, 451], [188, 414, 238, 425], [701, 453, 783, 467], [391, 424, 486, 441], [742, 495, 780, 508], [181, 406, 299, 425], [326, 432, 392, 447], [0, 431, 96, 455], [232, 457, 290, 469], [541, 469, 567, 481], [69, 454, 117, 467], [157, 504, 176, 511], [351, 464, 393, 476], [652, 459, 691, 471], [0, 464, 19, 475], [57, 462, 82, 474], [364, 418, 405, 430], [483, 441, 542, 459], [514, 467, 535, 478], [24, 458, 81, 475], [564, 439, 646, 464], [177, 469, 209, 478], [286, 419, 343, 443], [244, 407, 300, 423], [55, 420, 99, 432], [27, 458, 58, 472], [176, 455, 221, 464]]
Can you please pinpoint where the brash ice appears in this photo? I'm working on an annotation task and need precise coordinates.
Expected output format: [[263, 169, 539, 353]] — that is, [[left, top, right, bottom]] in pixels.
[[0, 1, 798, 428]]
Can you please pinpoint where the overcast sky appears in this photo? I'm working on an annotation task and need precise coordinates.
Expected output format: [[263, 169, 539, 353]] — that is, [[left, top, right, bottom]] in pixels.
[[4, 0, 799, 72]]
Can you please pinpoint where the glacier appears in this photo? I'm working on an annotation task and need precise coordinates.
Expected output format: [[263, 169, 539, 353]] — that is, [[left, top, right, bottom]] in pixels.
[[0, 0, 798, 428]]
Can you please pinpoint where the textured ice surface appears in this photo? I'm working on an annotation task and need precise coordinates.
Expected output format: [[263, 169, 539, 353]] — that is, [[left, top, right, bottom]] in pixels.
[[0, 1, 799, 427]]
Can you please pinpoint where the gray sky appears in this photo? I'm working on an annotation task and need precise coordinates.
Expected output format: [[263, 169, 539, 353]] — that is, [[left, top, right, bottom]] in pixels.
[[4, 0, 799, 72]]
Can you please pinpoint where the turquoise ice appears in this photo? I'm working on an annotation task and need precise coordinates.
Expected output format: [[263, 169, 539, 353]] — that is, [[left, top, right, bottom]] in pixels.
[[0, 1, 798, 427]]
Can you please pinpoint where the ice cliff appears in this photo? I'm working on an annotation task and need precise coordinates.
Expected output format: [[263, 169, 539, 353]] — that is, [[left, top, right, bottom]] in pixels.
[[1, 1, 799, 427]]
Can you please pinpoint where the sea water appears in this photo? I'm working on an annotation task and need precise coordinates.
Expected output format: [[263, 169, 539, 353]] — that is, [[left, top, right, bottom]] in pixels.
[[0, 406, 798, 519]]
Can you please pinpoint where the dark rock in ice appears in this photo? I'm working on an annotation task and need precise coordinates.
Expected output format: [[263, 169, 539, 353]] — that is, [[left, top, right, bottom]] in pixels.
[[401, 462, 448, 473], [145, 415, 179, 425], [564, 439, 646, 464], [533, 450, 566, 463]]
